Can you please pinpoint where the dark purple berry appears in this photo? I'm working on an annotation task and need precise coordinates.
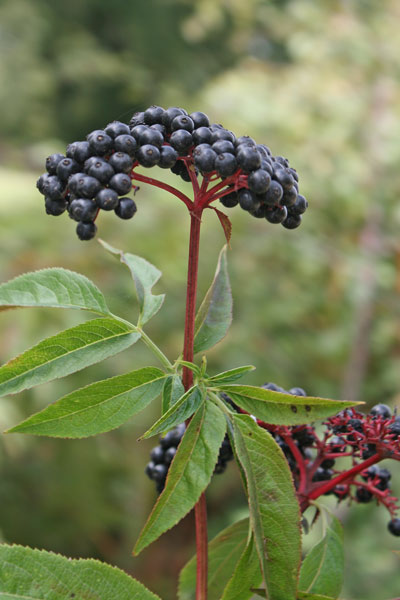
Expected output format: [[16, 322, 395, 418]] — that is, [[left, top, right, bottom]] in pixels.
[[388, 417, 400, 437], [265, 205, 287, 224], [76, 221, 97, 241], [158, 146, 178, 169], [46, 153, 65, 175], [144, 105, 165, 125], [56, 158, 80, 182], [129, 111, 145, 128], [45, 197, 67, 216], [289, 387, 306, 396], [73, 175, 101, 199], [136, 144, 160, 167], [42, 175, 65, 200], [160, 423, 186, 449], [152, 464, 168, 482], [190, 111, 210, 128], [162, 107, 187, 130], [215, 153, 237, 177], [87, 130, 113, 155], [108, 152, 133, 173], [150, 446, 165, 464], [194, 146, 217, 173], [388, 518, 400, 536], [86, 158, 115, 184], [114, 134, 137, 156], [248, 169, 271, 194], [356, 487, 373, 503], [192, 127, 212, 145], [130, 125, 148, 141], [292, 195, 308, 215], [105, 121, 130, 138], [171, 115, 194, 133], [219, 191, 238, 208], [115, 197, 137, 220], [264, 180, 283, 205], [69, 199, 98, 222], [96, 188, 119, 211], [164, 447, 177, 465], [169, 129, 193, 154], [238, 189, 259, 212], [370, 404, 391, 419], [73, 141, 92, 164], [36, 173, 50, 194], [138, 127, 164, 148], [211, 128, 235, 144], [280, 186, 298, 207], [235, 135, 256, 147], [282, 214, 302, 229]]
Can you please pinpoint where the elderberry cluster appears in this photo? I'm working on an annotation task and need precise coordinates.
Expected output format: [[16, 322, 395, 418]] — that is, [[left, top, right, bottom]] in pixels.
[[145, 422, 234, 494], [222, 384, 400, 537], [36, 105, 308, 240]]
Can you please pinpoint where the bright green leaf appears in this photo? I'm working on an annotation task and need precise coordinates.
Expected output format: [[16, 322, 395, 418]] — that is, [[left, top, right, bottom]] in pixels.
[[193, 245, 232, 354], [220, 385, 362, 425], [0, 317, 139, 398], [0, 543, 160, 599], [233, 414, 301, 600], [162, 374, 185, 413], [179, 518, 252, 600], [0, 268, 110, 315], [208, 365, 255, 385], [99, 240, 164, 325], [8, 367, 166, 438], [177, 360, 202, 377], [299, 515, 344, 598], [134, 400, 226, 555], [140, 385, 203, 440], [297, 593, 338, 600], [221, 534, 263, 600]]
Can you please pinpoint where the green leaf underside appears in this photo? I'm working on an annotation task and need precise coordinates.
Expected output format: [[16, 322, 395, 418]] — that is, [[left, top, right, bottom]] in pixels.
[[221, 534, 263, 600], [134, 400, 226, 555], [0, 268, 110, 315], [0, 543, 160, 599], [299, 515, 344, 598], [8, 367, 166, 438], [178, 518, 251, 600], [220, 385, 362, 426], [0, 318, 139, 398], [193, 245, 232, 354], [209, 365, 255, 385], [140, 385, 203, 440], [99, 240, 164, 325], [233, 414, 301, 600], [162, 374, 185, 413]]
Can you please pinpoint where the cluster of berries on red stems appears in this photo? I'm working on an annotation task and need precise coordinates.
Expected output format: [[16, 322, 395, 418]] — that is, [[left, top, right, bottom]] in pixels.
[[145, 423, 234, 494], [219, 383, 400, 537], [36, 105, 308, 240]]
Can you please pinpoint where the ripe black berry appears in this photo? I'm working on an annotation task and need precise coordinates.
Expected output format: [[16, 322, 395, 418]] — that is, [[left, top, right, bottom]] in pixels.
[[280, 186, 298, 207], [265, 205, 287, 224], [370, 404, 391, 419], [273, 167, 294, 191], [108, 152, 133, 173], [236, 146, 261, 173], [192, 127, 212, 145], [215, 153, 237, 177], [158, 146, 178, 169], [150, 446, 165, 464], [190, 111, 210, 128], [115, 198, 137, 220], [169, 129, 193, 154], [73, 141, 92, 164], [45, 197, 67, 216], [136, 144, 160, 167], [56, 158, 80, 182], [129, 111, 145, 128], [356, 487, 373, 503], [264, 180, 284, 205], [76, 221, 97, 241], [289, 387, 306, 396], [87, 130, 113, 155], [96, 188, 119, 211], [248, 169, 271, 194], [46, 154, 65, 175], [114, 134, 137, 156], [388, 518, 400, 536], [171, 115, 194, 133], [282, 214, 302, 230], [238, 189, 259, 212], [109, 173, 132, 195], [144, 105, 165, 125], [162, 107, 187, 130], [219, 191, 239, 208], [73, 175, 102, 199], [138, 127, 164, 148], [69, 199, 98, 222], [160, 423, 186, 448], [211, 128, 235, 144], [105, 121, 130, 138], [42, 175, 65, 200], [388, 417, 400, 437], [164, 447, 176, 465], [292, 195, 308, 215], [194, 146, 217, 173], [86, 158, 115, 184]]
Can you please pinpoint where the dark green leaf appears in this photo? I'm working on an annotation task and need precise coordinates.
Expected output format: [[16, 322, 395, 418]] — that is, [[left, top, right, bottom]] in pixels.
[[162, 374, 185, 413], [193, 245, 232, 354], [0, 543, 160, 599], [134, 400, 226, 555], [8, 367, 166, 438], [139, 385, 203, 440], [299, 515, 344, 598], [178, 518, 251, 600], [0, 268, 110, 315], [208, 365, 255, 385], [99, 240, 164, 325], [233, 414, 301, 600], [220, 385, 362, 425], [221, 534, 263, 600], [0, 318, 139, 397]]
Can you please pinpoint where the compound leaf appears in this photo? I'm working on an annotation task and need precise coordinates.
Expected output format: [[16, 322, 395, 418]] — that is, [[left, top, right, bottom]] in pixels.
[[178, 518, 252, 600], [233, 414, 301, 600], [220, 385, 362, 425], [0, 268, 110, 315], [134, 400, 226, 555], [99, 240, 164, 325], [0, 543, 160, 599], [299, 515, 344, 598], [8, 367, 166, 438], [0, 317, 139, 398], [193, 245, 232, 354], [139, 385, 203, 440], [221, 533, 263, 600]]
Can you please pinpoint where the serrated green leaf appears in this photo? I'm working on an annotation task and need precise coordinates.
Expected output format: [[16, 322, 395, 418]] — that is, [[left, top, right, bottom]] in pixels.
[[162, 374, 185, 413], [0, 318, 139, 398], [140, 385, 203, 440], [208, 365, 255, 385], [219, 385, 362, 425], [0, 268, 110, 315], [193, 245, 232, 354], [299, 515, 344, 598], [233, 414, 301, 600], [178, 518, 252, 600], [8, 367, 166, 438], [221, 534, 263, 600], [99, 240, 164, 325], [0, 543, 160, 599], [134, 400, 226, 555]]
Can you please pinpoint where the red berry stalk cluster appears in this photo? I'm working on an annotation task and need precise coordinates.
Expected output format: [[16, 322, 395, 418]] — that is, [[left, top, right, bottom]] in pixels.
[[248, 384, 400, 536]]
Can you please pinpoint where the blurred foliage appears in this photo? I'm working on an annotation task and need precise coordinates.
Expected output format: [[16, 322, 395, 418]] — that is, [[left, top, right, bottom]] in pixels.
[[1, 1, 400, 599]]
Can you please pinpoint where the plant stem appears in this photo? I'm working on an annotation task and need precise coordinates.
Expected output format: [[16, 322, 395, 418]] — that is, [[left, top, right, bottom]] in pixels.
[[137, 328, 174, 372], [182, 207, 208, 600]]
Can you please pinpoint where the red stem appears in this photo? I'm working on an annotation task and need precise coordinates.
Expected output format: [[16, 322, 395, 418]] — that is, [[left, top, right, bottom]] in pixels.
[[131, 170, 193, 210]]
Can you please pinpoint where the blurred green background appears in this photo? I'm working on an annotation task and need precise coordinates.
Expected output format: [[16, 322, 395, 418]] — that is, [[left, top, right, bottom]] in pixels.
[[0, 0, 400, 598]]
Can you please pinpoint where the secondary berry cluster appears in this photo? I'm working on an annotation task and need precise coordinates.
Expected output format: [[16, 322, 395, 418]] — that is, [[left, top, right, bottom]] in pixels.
[[145, 423, 234, 494], [223, 384, 400, 537], [36, 105, 308, 240]]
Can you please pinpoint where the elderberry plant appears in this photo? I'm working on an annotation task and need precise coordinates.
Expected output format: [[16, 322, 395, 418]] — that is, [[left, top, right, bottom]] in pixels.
[[0, 106, 398, 600]]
